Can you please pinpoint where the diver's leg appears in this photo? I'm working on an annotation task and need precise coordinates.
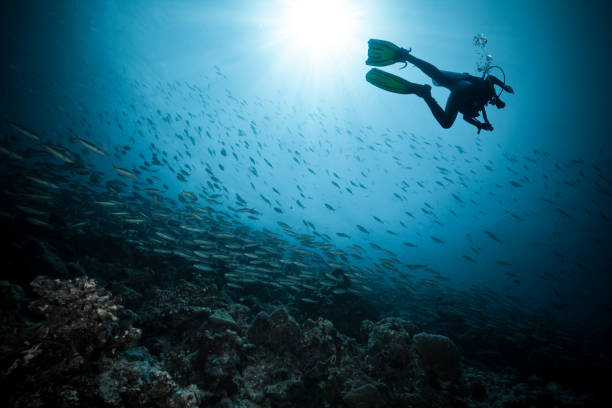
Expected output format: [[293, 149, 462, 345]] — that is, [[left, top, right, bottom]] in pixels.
[[422, 93, 458, 129], [401, 52, 453, 87]]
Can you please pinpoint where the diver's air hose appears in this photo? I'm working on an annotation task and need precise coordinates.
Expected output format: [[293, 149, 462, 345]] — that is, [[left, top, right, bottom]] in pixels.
[[482, 65, 506, 98]]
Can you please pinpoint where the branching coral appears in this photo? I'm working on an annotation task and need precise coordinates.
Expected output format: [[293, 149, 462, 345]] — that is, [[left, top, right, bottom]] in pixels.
[[29, 275, 141, 356]]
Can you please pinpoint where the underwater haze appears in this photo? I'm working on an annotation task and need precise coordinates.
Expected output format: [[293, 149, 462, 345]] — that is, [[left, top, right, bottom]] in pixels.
[[2, 0, 612, 407]]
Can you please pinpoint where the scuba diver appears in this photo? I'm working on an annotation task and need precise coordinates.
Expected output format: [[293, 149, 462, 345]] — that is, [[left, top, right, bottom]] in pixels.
[[365, 39, 514, 133]]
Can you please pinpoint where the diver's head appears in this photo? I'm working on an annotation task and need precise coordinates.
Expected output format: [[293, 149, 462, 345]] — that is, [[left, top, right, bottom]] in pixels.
[[494, 97, 506, 109], [489, 95, 505, 109], [485, 71, 507, 109]]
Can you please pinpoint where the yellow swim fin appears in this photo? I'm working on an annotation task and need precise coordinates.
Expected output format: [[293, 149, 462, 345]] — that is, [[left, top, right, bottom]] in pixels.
[[366, 39, 411, 67], [366, 68, 429, 95]]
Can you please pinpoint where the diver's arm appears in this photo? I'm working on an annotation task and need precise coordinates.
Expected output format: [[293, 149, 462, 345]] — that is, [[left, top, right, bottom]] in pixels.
[[463, 114, 483, 131], [480, 108, 493, 132], [463, 114, 493, 134], [481, 107, 490, 125]]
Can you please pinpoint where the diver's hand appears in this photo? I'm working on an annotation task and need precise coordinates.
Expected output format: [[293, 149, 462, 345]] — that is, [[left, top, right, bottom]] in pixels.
[[477, 122, 493, 134], [482, 123, 494, 132], [505, 85, 514, 94]]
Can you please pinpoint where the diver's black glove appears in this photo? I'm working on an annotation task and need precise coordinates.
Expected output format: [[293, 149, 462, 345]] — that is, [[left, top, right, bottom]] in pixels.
[[482, 123, 494, 132], [477, 122, 494, 134], [505, 85, 514, 94]]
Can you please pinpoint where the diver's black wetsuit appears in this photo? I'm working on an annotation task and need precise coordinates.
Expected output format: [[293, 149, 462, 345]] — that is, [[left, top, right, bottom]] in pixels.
[[404, 53, 505, 131]]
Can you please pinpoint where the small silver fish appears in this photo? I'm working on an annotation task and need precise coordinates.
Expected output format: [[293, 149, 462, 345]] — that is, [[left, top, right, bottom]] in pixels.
[[114, 167, 139, 179], [77, 138, 107, 156], [9, 122, 41, 140]]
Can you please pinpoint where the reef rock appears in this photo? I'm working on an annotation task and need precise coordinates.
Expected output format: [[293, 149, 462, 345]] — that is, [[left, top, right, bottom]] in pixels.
[[210, 309, 238, 328], [247, 307, 300, 351], [364, 317, 418, 388], [342, 383, 385, 408], [412, 332, 461, 382]]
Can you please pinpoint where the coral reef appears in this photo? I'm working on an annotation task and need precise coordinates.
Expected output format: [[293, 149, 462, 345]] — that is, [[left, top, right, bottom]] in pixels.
[[0, 274, 595, 407], [1, 276, 197, 407]]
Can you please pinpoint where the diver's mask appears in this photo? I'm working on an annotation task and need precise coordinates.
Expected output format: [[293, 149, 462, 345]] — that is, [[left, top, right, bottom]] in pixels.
[[490, 96, 506, 109]]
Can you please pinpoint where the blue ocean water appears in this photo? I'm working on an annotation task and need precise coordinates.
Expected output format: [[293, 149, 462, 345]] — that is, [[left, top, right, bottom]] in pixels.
[[2, 0, 612, 406]]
